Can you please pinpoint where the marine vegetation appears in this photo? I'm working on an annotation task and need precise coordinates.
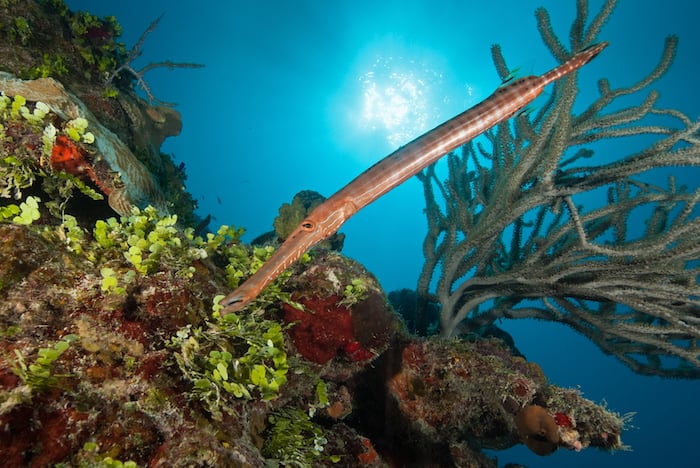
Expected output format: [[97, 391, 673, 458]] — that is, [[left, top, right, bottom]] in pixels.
[[417, 0, 700, 378]]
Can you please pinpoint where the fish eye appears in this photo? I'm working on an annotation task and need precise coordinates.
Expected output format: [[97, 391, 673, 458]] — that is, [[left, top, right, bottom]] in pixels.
[[301, 221, 314, 230]]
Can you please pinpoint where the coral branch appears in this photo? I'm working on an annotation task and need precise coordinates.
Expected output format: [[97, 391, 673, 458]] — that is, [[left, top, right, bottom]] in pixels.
[[104, 14, 204, 105], [418, 0, 700, 377]]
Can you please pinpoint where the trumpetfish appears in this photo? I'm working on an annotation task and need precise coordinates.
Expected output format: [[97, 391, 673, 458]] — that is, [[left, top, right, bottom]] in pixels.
[[221, 42, 608, 314]]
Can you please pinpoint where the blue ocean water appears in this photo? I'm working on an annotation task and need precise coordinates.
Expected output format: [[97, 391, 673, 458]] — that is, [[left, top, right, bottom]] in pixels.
[[66, 1, 700, 466]]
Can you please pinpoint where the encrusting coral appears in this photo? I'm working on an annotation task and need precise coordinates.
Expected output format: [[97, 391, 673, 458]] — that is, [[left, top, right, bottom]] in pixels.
[[417, 0, 700, 377], [0, 213, 627, 465], [0, 72, 168, 216], [0, 1, 633, 466], [279, 250, 398, 365], [378, 339, 624, 465]]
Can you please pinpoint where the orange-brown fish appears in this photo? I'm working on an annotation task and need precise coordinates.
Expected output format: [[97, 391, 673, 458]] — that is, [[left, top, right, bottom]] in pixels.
[[221, 42, 608, 314]]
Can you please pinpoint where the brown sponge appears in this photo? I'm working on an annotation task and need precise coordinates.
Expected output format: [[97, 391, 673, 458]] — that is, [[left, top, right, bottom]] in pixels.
[[514, 404, 560, 455]]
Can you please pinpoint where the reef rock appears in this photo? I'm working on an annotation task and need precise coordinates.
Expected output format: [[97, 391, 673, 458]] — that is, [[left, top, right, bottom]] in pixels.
[[0, 71, 167, 215], [281, 250, 403, 370]]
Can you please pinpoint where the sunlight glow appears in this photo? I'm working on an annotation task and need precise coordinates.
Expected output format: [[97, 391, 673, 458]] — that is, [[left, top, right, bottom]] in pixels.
[[358, 56, 443, 148]]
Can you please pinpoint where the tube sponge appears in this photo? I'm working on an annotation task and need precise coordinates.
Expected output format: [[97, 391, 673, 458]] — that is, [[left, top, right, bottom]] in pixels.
[[514, 404, 560, 456]]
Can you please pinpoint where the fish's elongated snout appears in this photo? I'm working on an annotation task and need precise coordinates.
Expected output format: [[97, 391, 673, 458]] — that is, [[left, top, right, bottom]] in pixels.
[[579, 41, 609, 64]]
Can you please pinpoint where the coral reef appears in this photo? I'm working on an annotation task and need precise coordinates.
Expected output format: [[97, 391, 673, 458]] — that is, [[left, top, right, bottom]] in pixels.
[[0, 1, 631, 466], [417, 0, 700, 377], [0, 218, 277, 466], [0, 0, 200, 225], [1, 72, 168, 215], [376, 339, 623, 465], [0, 205, 627, 466], [280, 251, 400, 365]]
